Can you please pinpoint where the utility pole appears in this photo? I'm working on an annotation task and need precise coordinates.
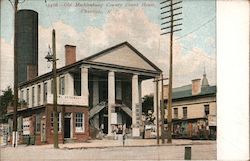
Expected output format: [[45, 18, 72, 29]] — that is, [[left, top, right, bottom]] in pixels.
[[160, 74, 165, 144], [154, 76, 168, 145], [160, 0, 182, 143], [155, 78, 159, 145], [45, 29, 59, 148], [52, 29, 59, 149], [13, 0, 19, 148]]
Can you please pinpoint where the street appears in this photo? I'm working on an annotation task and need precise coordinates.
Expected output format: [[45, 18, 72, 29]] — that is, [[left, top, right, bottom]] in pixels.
[[0, 139, 216, 160]]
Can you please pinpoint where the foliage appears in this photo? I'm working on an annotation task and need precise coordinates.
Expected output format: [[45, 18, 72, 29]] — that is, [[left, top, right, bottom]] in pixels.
[[0, 86, 13, 123], [142, 94, 154, 114]]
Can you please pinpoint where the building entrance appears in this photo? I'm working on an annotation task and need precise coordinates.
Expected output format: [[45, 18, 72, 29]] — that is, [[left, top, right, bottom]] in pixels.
[[64, 118, 71, 138]]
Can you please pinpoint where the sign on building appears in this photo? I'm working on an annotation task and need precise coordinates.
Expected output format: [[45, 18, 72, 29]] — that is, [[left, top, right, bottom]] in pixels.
[[23, 117, 31, 135], [208, 115, 216, 126], [111, 113, 117, 124]]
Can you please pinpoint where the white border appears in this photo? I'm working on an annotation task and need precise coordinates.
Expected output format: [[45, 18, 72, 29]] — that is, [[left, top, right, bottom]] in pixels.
[[217, 1, 249, 160]]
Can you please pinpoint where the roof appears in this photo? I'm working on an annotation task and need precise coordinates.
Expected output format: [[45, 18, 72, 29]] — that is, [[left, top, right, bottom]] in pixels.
[[19, 41, 162, 87], [171, 85, 216, 100], [83, 41, 162, 72]]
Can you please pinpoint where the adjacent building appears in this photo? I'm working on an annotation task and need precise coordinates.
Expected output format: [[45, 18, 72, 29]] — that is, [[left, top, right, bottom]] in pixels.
[[164, 72, 216, 139], [7, 42, 162, 144]]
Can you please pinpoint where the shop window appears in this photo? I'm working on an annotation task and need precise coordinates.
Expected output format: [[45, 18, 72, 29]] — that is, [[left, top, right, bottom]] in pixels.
[[174, 108, 178, 119], [183, 107, 187, 119], [50, 112, 61, 132], [204, 105, 210, 116], [75, 113, 84, 132], [36, 114, 41, 133]]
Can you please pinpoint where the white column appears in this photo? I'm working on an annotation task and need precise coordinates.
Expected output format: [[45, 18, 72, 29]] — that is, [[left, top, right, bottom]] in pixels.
[[132, 74, 140, 137], [153, 80, 157, 123], [93, 76, 99, 107], [28, 87, 32, 108], [47, 80, 52, 94], [65, 73, 74, 96], [108, 71, 115, 135], [34, 85, 38, 107], [81, 67, 89, 106], [40, 83, 44, 105], [138, 80, 142, 118]]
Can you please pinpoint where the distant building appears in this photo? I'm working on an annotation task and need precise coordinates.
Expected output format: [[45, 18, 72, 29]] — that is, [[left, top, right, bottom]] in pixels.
[[164, 72, 216, 139], [7, 42, 161, 145]]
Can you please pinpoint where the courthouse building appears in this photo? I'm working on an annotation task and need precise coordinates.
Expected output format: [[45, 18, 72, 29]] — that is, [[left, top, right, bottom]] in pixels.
[[7, 42, 161, 144]]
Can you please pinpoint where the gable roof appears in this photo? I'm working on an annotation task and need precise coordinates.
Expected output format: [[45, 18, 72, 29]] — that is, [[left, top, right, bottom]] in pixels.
[[84, 41, 162, 72]]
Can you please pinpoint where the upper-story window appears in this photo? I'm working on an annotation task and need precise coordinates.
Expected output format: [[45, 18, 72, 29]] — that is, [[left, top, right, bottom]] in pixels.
[[20, 90, 24, 101], [26, 88, 29, 106], [43, 82, 48, 103], [32, 87, 35, 106], [37, 85, 41, 105], [183, 107, 187, 119], [174, 108, 178, 119], [59, 76, 65, 95], [204, 104, 210, 116]]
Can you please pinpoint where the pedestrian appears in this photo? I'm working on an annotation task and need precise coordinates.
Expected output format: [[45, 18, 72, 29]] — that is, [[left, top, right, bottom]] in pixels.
[[123, 133, 126, 146]]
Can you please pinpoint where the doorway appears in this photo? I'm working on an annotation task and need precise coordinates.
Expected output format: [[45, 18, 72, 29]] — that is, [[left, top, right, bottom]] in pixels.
[[64, 118, 71, 138]]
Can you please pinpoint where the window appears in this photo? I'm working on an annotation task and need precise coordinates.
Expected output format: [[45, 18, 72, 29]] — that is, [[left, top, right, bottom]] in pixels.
[[59, 76, 65, 95], [174, 108, 178, 119], [36, 114, 41, 133], [20, 90, 24, 101], [204, 105, 210, 116], [75, 113, 84, 132], [32, 87, 35, 106], [43, 82, 47, 102], [37, 85, 41, 105], [50, 112, 61, 132], [183, 107, 187, 119], [26, 89, 29, 106]]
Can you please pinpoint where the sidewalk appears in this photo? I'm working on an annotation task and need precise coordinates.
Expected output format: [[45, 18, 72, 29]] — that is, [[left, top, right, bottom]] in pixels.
[[53, 139, 215, 149], [1, 139, 216, 150]]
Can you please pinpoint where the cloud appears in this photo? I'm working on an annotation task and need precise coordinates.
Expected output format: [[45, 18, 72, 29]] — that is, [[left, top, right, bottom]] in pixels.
[[0, 38, 14, 91], [1, 8, 216, 96]]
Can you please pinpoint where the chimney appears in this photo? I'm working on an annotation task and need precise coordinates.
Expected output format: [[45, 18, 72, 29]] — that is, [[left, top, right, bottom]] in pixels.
[[65, 45, 76, 66], [192, 79, 201, 95], [27, 64, 38, 81]]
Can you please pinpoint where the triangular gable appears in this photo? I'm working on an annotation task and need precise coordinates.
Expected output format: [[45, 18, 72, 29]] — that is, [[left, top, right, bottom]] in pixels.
[[84, 42, 161, 72]]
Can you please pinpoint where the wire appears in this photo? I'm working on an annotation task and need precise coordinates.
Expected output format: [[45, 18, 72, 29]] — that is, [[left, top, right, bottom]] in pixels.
[[175, 16, 215, 41]]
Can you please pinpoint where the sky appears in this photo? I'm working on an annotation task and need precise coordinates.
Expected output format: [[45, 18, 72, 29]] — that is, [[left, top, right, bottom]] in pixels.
[[0, 0, 216, 96]]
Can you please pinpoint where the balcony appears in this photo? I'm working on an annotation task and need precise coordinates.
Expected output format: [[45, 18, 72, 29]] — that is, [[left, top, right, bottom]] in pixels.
[[47, 94, 88, 106]]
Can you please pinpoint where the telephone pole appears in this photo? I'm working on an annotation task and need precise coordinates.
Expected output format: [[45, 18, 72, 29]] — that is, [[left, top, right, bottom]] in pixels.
[[12, 0, 19, 148], [45, 29, 59, 148], [160, 0, 182, 143]]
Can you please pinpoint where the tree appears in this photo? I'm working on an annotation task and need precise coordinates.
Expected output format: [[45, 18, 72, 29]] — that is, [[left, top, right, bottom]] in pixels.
[[142, 94, 154, 114], [0, 86, 13, 123]]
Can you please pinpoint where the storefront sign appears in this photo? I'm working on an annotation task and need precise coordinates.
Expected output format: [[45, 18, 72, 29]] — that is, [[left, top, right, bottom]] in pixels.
[[208, 115, 216, 126], [111, 113, 117, 124]]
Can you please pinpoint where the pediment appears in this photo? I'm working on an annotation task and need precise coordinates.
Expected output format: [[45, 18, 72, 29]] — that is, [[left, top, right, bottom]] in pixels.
[[85, 42, 160, 72]]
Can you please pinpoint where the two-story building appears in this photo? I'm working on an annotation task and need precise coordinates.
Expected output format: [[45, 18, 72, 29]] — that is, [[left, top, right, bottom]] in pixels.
[[164, 72, 216, 139], [7, 42, 162, 144]]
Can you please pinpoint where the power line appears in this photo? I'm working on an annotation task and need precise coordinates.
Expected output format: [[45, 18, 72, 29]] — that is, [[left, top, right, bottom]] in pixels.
[[175, 16, 215, 41]]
